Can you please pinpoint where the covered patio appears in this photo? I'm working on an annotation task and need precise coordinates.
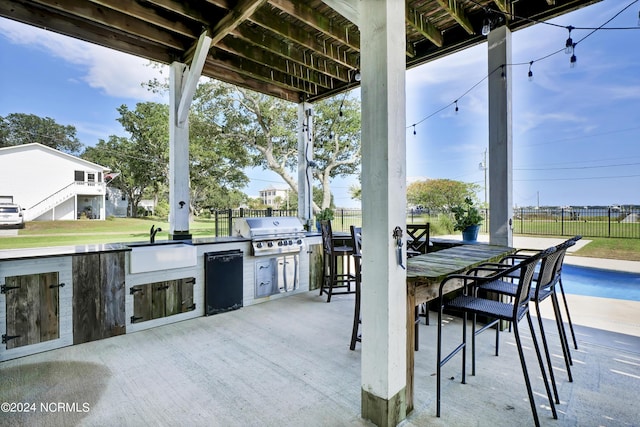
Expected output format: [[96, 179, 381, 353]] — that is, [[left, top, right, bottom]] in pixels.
[[2, 276, 639, 426]]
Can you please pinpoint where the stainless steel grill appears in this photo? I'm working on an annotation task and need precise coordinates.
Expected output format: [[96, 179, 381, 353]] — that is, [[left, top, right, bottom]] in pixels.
[[233, 216, 306, 256]]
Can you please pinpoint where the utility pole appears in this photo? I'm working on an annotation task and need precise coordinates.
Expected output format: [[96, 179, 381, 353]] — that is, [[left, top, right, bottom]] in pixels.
[[479, 148, 488, 207]]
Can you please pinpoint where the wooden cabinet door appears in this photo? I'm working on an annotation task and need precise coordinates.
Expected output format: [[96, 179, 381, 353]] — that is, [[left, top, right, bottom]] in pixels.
[[131, 277, 195, 323], [73, 252, 125, 344], [4, 272, 60, 350]]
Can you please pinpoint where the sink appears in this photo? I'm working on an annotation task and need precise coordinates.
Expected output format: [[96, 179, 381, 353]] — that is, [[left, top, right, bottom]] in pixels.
[[129, 243, 197, 274]]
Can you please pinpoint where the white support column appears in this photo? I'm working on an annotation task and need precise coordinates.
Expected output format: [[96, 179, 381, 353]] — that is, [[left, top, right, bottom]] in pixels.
[[169, 62, 192, 240], [487, 26, 513, 247], [360, 1, 407, 425], [297, 102, 314, 229]]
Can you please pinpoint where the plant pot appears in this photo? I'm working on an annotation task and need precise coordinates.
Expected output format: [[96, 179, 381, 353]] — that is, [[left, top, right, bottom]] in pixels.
[[461, 225, 480, 242]]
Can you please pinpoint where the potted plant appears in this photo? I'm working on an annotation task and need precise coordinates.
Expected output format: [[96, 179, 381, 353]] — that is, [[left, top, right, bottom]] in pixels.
[[315, 208, 334, 231], [451, 197, 484, 242]]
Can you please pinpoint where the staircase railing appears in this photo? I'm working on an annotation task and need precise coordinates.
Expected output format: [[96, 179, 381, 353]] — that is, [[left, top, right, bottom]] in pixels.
[[25, 181, 104, 221]]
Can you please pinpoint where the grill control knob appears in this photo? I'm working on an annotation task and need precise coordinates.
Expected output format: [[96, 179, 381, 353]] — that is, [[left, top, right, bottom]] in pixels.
[[256, 242, 263, 248], [278, 241, 283, 246], [288, 240, 293, 245], [296, 239, 302, 245], [267, 242, 273, 247]]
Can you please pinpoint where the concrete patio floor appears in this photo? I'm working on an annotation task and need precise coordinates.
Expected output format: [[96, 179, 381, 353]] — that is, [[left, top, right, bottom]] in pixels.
[[2, 284, 639, 427]]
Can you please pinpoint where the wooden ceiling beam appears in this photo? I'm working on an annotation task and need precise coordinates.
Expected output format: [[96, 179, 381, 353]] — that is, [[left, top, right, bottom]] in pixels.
[[206, 51, 319, 96], [0, 0, 177, 63], [492, 0, 510, 14], [89, 0, 198, 38], [249, 7, 357, 69], [267, 0, 360, 51], [406, 4, 443, 47], [28, 0, 187, 50], [217, 36, 336, 89], [210, 0, 269, 45], [233, 25, 350, 82], [202, 61, 301, 102], [435, 0, 475, 35]]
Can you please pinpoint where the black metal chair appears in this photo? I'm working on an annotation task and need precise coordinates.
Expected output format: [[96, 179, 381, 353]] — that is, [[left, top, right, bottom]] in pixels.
[[436, 247, 557, 427], [349, 225, 362, 350], [319, 220, 355, 303], [406, 223, 432, 327], [474, 236, 580, 404]]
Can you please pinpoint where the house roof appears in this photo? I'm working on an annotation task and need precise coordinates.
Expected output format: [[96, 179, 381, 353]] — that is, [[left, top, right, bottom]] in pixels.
[[0, 0, 599, 103], [0, 143, 110, 172]]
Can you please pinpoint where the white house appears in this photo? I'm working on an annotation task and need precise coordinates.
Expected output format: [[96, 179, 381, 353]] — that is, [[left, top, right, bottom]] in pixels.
[[259, 186, 291, 208], [0, 143, 110, 221]]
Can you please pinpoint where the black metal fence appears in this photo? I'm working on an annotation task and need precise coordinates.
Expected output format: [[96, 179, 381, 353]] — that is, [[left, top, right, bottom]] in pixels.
[[209, 206, 640, 239]]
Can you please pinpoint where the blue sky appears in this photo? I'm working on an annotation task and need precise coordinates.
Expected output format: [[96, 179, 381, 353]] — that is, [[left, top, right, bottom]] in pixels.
[[1, 0, 639, 209]]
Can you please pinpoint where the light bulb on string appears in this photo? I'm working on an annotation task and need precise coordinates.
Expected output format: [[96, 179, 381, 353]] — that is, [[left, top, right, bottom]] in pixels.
[[565, 26, 574, 55], [570, 47, 577, 68], [412, 125, 416, 136], [500, 65, 506, 81], [481, 17, 491, 36], [528, 61, 534, 82], [454, 100, 459, 114]]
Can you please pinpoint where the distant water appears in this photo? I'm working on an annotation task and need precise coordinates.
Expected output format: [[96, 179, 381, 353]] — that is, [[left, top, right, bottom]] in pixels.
[[561, 264, 640, 302]]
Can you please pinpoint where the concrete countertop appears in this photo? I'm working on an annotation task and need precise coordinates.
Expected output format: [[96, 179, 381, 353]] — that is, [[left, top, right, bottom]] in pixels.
[[0, 243, 131, 261]]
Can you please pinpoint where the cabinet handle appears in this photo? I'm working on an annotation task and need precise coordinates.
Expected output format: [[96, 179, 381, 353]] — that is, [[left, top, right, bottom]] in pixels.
[[187, 303, 196, 311], [130, 316, 144, 323], [130, 288, 143, 295], [49, 283, 65, 289]]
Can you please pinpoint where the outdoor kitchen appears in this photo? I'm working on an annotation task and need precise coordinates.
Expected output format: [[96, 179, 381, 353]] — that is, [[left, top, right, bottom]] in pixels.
[[0, 216, 322, 362]]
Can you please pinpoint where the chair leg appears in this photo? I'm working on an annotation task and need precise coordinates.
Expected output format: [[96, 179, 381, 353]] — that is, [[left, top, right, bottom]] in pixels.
[[513, 319, 543, 427], [535, 301, 561, 404], [436, 302, 443, 417], [526, 312, 558, 420], [350, 283, 361, 350], [558, 277, 579, 350], [414, 306, 420, 351], [551, 291, 574, 377]]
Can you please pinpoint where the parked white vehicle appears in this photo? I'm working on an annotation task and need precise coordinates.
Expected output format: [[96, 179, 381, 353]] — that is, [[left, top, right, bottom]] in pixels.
[[0, 203, 25, 229]]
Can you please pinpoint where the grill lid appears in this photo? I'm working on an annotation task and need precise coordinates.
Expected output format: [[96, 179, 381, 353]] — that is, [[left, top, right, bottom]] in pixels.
[[234, 216, 304, 239]]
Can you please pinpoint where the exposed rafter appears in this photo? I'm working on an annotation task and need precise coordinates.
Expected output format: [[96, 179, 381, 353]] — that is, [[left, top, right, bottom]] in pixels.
[[435, 0, 475, 35], [210, 0, 269, 45], [0, 0, 598, 102], [406, 4, 443, 47]]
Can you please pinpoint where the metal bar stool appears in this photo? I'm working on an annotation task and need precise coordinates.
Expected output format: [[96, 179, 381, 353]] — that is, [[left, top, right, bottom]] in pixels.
[[319, 220, 355, 303]]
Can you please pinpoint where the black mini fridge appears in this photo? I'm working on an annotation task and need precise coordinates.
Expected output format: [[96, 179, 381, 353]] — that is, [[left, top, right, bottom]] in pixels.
[[204, 250, 243, 315]]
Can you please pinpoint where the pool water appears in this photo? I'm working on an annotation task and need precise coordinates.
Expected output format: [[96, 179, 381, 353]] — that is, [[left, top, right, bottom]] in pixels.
[[561, 264, 640, 302]]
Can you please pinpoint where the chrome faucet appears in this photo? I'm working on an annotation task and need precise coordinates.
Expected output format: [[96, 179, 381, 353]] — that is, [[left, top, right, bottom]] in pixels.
[[150, 225, 162, 244]]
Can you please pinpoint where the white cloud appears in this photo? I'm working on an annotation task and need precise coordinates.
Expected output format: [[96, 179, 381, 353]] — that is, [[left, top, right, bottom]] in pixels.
[[0, 18, 166, 101]]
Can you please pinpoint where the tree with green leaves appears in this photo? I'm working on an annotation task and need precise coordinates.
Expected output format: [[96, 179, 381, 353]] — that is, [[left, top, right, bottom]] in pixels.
[[407, 178, 480, 211], [148, 77, 361, 212], [83, 101, 250, 216], [0, 113, 82, 154]]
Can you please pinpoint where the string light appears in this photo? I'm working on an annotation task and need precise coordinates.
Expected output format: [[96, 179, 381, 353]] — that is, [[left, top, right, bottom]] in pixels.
[[500, 65, 506, 81], [570, 44, 577, 68], [406, 0, 639, 137], [565, 26, 575, 54]]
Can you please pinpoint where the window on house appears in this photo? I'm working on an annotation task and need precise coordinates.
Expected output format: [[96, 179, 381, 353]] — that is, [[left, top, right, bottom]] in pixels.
[[74, 170, 85, 182], [98, 172, 102, 182]]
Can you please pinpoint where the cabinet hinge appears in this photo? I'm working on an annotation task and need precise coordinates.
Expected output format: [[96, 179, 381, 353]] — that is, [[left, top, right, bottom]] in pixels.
[[1, 284, 20, 294], [2, 334, 21, 343]]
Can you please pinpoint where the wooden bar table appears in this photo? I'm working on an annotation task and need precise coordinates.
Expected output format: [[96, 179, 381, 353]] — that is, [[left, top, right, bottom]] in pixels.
[[405, 244, 514, 412]]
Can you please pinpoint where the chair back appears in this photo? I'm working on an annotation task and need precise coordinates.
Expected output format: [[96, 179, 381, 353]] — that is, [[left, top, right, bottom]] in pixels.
[[350, 225, 362, 277], [512, 247, 556, 318], [320, 219, 334, 256], [406, 223, 430, 256]]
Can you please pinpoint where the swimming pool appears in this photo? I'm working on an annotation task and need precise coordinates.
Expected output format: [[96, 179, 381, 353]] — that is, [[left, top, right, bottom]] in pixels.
[[561, 264, 640, 302]]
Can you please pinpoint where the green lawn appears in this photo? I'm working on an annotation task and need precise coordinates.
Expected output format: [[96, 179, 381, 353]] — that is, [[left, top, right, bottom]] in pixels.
[[2, 218, 640, 261], [0, 218, 219, 250]]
